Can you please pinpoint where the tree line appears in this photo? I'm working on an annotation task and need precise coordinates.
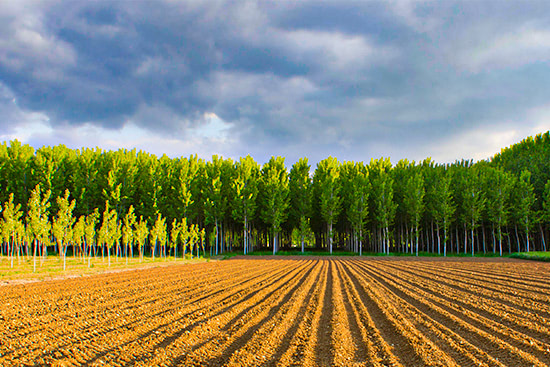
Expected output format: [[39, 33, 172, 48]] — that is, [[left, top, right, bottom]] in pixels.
[[1, 132, 550, 265]]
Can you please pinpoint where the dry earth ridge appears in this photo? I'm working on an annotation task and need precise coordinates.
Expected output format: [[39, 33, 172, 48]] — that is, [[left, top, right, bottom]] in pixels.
[[0, 257, 549, 366]]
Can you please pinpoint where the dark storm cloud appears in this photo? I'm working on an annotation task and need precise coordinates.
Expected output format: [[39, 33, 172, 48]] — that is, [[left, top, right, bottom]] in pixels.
[[1, 0, 550, 164]]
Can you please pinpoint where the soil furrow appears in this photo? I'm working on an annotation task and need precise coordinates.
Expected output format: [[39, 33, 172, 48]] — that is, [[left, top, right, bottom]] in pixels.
[[342, 260, 442, 366], [377, 261, 550, 344], [380, 260, 550, 320], [1, 257, 548, 367], [223, 260, 323, 366], [355, 260, 549, 366], [172, 260, 315, 366]]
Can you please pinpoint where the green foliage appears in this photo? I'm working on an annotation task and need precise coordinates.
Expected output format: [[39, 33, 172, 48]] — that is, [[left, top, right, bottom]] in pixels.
[[260, 156, 289, 234], [84, 208, 99, 251], [99, 201, 118, 250], [135, 215, 149, 257], [27, 184, 51, 244], [1, 193, 23, 244], [3, 130, 550, 260], [122, 205, 137, 249], [369, 158, 396, 230], [52, 189, 76, 255], [231, 155, 259, 254]]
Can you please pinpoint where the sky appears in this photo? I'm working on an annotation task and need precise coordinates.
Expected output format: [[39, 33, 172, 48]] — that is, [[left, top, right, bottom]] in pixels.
[[1, 0, 550, 166]]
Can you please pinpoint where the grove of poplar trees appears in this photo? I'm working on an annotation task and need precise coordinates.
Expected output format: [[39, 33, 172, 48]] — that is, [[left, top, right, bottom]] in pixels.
[[1, 131, 550, 268]]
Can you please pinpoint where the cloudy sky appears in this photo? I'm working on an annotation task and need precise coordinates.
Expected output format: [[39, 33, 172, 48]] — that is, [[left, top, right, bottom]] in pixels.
[[1, 1, 550, 166]]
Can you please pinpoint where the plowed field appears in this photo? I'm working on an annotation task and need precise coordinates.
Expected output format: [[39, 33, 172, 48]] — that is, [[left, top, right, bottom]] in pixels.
[[1, 257, 549, 366]]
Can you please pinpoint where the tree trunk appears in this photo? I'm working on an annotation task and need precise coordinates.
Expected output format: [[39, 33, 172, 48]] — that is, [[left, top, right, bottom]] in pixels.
[[464, 224, 468, 255], [436, 223, 441, 255], [443, 222, 447, 257], [491, 223, 497, 254], [471, 221, 475, 257], [526, 223, 530, 252], [415, 223, 419, 256], [481, 225, 485, 254], [329, 220, 333, 255], [431, 220, 434, 254], [540, 223, 547, 252], [498, 224, 503, 257], [359, 227, 363, 256], [33, 239, 38, 273], [215, 218, 219, 255], [515, 224, 520, 252]]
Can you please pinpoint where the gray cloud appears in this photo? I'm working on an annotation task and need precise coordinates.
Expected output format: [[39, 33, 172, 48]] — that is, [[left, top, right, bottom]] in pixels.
[[1, 0, 550, 165]]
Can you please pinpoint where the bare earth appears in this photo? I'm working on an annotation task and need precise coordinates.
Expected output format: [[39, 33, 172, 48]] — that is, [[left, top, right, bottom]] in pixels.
[[0, 257, 549, 366]]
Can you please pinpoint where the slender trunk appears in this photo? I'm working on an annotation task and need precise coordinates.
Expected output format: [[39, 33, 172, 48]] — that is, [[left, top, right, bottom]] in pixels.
[[498, 224, 503, 257], [506, 226, 511, 254], [481, 225, 486, 254], [456, 226, 459, 254], [436, 223, 441, 255], [471, 221, 475, 257], [385, 226, 390, 255], [431, 220, 434, 254], [443, 222, 447, 257], [63, 241, 68, 271], [464, 224, 468, 255], [244, 216, 248, 255], [405, 222, 409, 254], [526, 223, 530, 252], [33, 239, 38, 273], [515, 224, 520, 252], [215, 218, 219, 256], [415, 223, 419, 257], [359, 227, 363, 256], [541, 223, 547, 252], [491, 223, 497, 254], [329, 220, 333, 255]]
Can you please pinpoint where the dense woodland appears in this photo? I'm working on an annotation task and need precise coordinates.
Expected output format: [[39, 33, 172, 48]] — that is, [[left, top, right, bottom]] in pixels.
[[1, 131, 550, 268]]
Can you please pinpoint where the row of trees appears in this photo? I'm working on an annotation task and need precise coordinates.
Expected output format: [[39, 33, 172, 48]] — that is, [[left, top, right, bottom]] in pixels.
[[1, 185, 205, 271], [1, 132, 550, 258]]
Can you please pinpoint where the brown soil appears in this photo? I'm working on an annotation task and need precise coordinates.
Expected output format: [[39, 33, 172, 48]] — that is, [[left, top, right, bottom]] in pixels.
[[0, 257, 549, 366]]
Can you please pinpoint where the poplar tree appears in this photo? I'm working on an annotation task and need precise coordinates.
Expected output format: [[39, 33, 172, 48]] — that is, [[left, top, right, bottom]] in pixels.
[[99, 201, 118, 266], [204, 155, 224, 255], [151, 213, 167, 260], [2, 193, 23, 268], [462, 167, 485, 256], [52, 189, 76, 270], [232, 155, 259, 254], [170, 218, 180, 258], [403, 168, 425, 256], [370, 158, 396, 254], [343, 162, 369, 255], [189, 223, 199, 258], [484, 167, 512, 256], [432, 168, 455, 256], [135, 215, 149, 262], [180, 217, 189, 258], [314, 157, 341, 254], [289, 158, 312, 253], [260, 156, 289, 254], [515, 170, 536, 252], [84, 208, 99, 267], [73, 216, 85, 262], [27, 184, 51, 272], [122, 205, 136, 263]]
